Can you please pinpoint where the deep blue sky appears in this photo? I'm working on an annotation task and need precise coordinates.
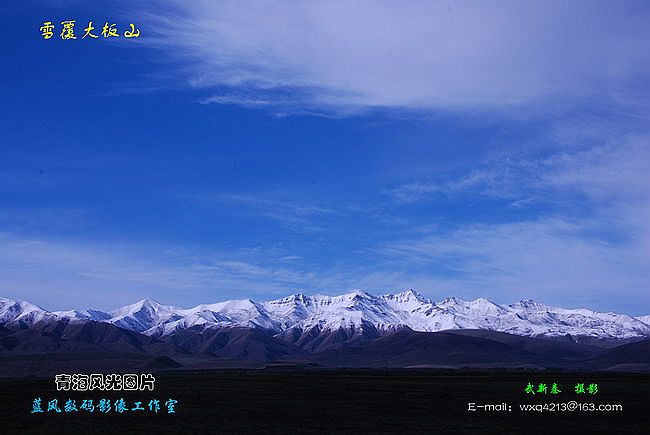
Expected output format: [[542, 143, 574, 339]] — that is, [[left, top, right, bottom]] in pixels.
[[1, 1, 649, 314]]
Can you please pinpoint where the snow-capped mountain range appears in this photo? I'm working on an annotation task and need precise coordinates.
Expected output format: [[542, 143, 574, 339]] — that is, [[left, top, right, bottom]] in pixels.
[[2, 290, 649, 341]]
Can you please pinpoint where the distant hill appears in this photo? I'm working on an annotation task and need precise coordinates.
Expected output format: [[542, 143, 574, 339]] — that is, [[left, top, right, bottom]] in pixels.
[[576, 339, 650, 372], [1, 292, 649, 376]]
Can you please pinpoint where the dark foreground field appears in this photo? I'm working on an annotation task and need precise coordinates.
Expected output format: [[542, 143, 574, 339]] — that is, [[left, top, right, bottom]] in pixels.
[[0, 370, 648, 434]]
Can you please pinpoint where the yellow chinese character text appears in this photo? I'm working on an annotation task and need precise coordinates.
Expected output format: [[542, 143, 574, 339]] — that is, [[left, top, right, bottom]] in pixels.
[[102, 22, 119, 38], [40, 21, 54, 39], [124, 23, 141, 38], [82, 21, 99, 39], [60, 20, 77, 40]]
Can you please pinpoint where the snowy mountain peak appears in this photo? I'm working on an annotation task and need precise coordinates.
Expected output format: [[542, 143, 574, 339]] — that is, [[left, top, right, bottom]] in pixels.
[[510, 299, 549, 310], [110, 298, 168, 314], [108, 298, 182, 333], [434, 297, 508, 319], [637, 315, 650, 326], [384, 289, 429, 302], [343, 289, 374, 299], [52, 309, 111, 321], [0, 298, 54, 326], [439, 296, 465, 306], [2, 291, 649, 340], [381, 290, 434, 314], [288, 293, 308, 301]]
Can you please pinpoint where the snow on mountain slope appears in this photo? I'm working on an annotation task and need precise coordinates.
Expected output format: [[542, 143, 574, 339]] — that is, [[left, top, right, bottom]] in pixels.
[[2, 291, 649, 340], [119, 298, 280, 337], [261, 290, 407, 351], [264, 290, 404, 332], [381, 289, 434, 314], [0, 297, 57, 327], [189, 299, 280, 330], [108, 299, 183, 333], [506, 299, 650, 338], [52, 309, 112, 322], [636, 315, 650, 326], [260, 293, 314, 329]]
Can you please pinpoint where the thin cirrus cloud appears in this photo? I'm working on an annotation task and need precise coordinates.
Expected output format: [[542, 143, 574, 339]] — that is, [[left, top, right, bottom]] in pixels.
[[0, 232, 333, 311], [0, 231, 436, 311], [183, 192, 334, 232], [384, 171, 490, 203], [376, 135, 650, 313], [141, 0, 650, 113], [386, 134, 650, 206], [377, 216, 649, 314]]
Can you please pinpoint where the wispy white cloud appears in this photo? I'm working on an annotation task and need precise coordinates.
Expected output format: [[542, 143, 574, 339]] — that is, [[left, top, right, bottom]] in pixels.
[[376, 136, 650, 313], [0, 233, 328, 310], [2, 227, 421, 311], [387, 134, 650, 205], [507, 197, 536, 209], [184, 192, 334, 231], [140, 0, 650, 114], [385, 171, 491, 202], [377, 214, 649, 313]]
